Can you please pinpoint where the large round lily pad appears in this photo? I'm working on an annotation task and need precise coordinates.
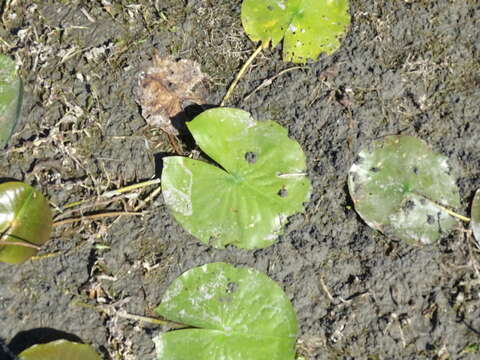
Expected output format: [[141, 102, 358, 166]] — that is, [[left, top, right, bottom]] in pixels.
[[241, 0, 350, 63], [0, 54, 23, 148], [154, 262, 298, 360], [348, 135, 461, 245], [18, 340, 101, 360], [162, 107, 311, 249], [0, 182, 52, 264], [471, 189, 480, 245]]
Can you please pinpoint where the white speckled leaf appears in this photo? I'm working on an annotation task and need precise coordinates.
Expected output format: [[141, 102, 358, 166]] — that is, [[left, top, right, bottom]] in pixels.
[[0, 54, 22, 148], [241, 0, 350, 63], [154, 263, 297, 360], [471, 189, 480, 245], [161, 107, 311, 249], [348, 135, 460, 245]]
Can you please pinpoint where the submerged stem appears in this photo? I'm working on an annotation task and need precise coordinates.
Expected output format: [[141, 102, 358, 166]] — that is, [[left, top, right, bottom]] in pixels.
[[220, 43, 266, 106]]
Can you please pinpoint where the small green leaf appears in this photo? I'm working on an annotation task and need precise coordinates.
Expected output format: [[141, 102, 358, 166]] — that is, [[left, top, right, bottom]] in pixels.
[[0, 182, 52, 264], [18, 340, 101, 360], [348, 136, 460, 245], [155, 262, 297, 360], [461, 343, 479, 354], [0, 54, 22, 148], [471, 189, 480, 244], [162, 107, 311, 249], [241, 0, 350, 63]]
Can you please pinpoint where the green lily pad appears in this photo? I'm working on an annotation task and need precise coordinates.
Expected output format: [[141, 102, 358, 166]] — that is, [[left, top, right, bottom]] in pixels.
[[154, 262, 297, 360], [18, 340, 101, 360], [0, 54, 23, 148], [241, 0, 350, 63], [348, 135, 461, 245], [162, 107, 311, 249], [0, 182, 52, 264], [471, 189, 480, 244]]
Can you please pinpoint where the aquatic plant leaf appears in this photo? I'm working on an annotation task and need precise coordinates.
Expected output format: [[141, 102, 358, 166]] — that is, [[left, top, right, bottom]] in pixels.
[[154, 262, 297, 360], [471, 189, 480, 244], [162, 107, 311, 249], [348, 136, 460, 245], [241, 0, 350, 63], [0, 182, 52, 264], [0, 54, 22, 148], [18, 340, 101, 360]]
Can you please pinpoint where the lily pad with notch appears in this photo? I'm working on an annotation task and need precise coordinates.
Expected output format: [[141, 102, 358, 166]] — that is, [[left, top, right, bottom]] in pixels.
[[241, 0, 350, 63], [348, 135, 461, 245], [0, 182, 52, 264], [154, 262, 298, 360], [161, 107, 311, 249], [18, 339, 101, 360]]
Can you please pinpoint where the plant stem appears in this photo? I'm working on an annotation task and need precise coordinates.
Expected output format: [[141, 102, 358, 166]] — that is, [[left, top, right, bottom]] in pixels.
[[72, 300, 187, 328], [133, 185, 162, 212], [243, 66, 307, 101], [62, 178, 161, 209], [0, 240, 41, 250], [220, 43, 266, 106], [412, 191, 471, 222], [434, 203, 470, 222], [53, 212, 143, 227]]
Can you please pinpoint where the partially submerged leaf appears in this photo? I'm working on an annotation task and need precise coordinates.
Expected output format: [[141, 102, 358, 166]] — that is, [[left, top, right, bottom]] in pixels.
[[154, 262, 297, 360], [0, 54, 22, 148], [471, 189, 480, 244], [241, 0, 350, 63], [18, 340, 101, 360], [162, 107, 311, 249], [348, 136, 460, 245], [0, 182, 52, 264], [134, 52, 206, 135]]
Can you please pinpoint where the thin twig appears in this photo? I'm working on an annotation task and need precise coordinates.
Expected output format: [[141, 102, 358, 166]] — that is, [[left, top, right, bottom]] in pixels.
[[56, 194, 129, 219], [412, 190, 470, 222], [220, 43, 267, 106], [437, 204, 470, 222], [243, 66, 307, 101], [319, 276, 335, 303], [166, 132, 183, 155], [72, 300, 187, 328], [134, 185, 162, 212], [53, 212, 142, 227], [62, 178, 161, 209]]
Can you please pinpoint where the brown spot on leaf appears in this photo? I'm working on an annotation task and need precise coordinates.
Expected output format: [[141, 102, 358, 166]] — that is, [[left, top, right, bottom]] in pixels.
[[134, 51, 206, 135]]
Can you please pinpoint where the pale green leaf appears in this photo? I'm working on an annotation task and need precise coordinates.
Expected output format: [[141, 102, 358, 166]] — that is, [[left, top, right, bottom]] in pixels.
[[0, 54, 22, 148], [155, 262, 297, 360], [348, 136, 460, 245], [162, 107, 311, 249]]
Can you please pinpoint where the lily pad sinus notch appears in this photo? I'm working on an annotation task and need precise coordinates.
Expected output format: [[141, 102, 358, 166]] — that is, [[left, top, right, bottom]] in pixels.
[[162, 107, 311, 249]]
